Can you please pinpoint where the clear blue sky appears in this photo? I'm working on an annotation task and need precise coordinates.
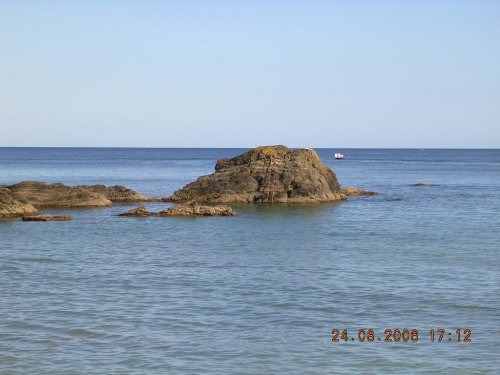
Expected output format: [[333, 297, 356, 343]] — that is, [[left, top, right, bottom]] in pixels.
[[0, 0, 499, 148]]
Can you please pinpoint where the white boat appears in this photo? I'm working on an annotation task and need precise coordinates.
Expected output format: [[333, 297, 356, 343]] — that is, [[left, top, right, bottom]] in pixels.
[[334, 152, 345, 160]]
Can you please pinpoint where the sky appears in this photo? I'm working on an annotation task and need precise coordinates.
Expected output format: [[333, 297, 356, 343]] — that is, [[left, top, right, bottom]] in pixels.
[[0, 0, 499, 148]]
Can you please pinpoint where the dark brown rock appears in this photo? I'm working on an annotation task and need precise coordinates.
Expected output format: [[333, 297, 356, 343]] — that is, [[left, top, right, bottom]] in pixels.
[[169, 146, 345, 203], [22, 215, 72, 222], [0, 187, 38, 218], [341, 187, 378, 196]]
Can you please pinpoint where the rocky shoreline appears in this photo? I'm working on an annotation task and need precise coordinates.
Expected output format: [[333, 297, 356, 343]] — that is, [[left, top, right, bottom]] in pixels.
[[3, 181, 150, 208], [0, 181, 153, 219], [0, 146, 378, 220]]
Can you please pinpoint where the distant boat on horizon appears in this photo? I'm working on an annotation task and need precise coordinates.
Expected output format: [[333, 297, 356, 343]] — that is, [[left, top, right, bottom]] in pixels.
[[334, 152, 346, 160]]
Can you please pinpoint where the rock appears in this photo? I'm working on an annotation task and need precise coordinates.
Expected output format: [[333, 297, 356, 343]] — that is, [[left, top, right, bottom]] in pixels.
[[3, 181, 148, 208], [145, 197, 172, 202], [5, 181, 112, 208], [0, 187, 38, 218], [413, 183, 437, 187], [158, 203, 237, 217], [80, 184, 148, 202], [341, 187, 378, 196], [118, 203, 237, 217], [52, 215, 72, 221], [169, 146, 345, 203], [22, 215, 72, 222], [118, 206, 151, 217]]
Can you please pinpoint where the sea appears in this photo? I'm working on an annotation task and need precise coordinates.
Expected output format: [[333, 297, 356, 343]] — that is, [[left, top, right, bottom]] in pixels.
[[0, 148, 499, 374]]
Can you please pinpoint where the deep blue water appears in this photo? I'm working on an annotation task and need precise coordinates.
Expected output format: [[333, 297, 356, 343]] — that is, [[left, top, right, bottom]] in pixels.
[[0, 148, 499, 374]]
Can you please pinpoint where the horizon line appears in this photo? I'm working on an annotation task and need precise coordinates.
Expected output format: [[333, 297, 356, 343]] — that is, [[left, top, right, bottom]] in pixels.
[[0, 146, 499, 150]]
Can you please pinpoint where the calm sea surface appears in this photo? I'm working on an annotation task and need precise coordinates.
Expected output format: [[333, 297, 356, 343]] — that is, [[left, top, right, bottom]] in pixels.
[[0, 148, 499, 374]]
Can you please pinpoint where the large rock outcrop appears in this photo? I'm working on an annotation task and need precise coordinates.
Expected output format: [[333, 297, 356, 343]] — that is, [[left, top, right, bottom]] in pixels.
[[0, 187, 38, 217], [170, 146, 345, 203], [5, 181, 111, 208], [2, 181, 148, 208]]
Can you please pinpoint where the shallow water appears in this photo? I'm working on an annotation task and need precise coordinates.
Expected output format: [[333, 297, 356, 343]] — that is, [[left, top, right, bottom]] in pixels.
[[1, 148, 499, 374]]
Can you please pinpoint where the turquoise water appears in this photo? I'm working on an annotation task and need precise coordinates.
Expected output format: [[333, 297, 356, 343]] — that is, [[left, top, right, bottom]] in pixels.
[[1, 148, 499, 374]]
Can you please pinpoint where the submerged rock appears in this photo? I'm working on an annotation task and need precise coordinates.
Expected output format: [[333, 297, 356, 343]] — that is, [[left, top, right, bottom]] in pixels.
[[341, 187, 378, 196], [3, 181, 148, 208], [169, 146, 345, 203], [0, 187, 38, 218], [22, 215, 72, 222], [413, 183, 437, 187], [118, 206, 151, 217]]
